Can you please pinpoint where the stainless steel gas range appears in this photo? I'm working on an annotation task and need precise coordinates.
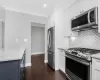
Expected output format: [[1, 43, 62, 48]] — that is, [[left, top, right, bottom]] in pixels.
[[65, 48, 100, 80]]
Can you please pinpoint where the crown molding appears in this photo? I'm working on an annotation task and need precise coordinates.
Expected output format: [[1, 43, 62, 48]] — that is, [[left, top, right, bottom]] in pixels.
[[3, 6, 48, 18]]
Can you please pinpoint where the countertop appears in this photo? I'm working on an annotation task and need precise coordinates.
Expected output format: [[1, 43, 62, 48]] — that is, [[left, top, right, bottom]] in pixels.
[[58, 48, 67, 57], [92, 53, 100, 60], [0, 48, 25, 62], [58, 48, 68, 51]]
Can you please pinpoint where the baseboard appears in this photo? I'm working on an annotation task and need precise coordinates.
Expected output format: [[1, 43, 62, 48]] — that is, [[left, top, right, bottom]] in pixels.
[[55, 67, 59, 71], [25, 63, 31, 67], [44, 60, 48, 63], [31, 52, 44, 55]]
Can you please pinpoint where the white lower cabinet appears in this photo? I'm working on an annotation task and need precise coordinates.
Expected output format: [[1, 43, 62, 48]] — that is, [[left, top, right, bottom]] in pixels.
[[93, 69, 100, 80], [59, 50, 65, 73], [92, 58, 100, 80]]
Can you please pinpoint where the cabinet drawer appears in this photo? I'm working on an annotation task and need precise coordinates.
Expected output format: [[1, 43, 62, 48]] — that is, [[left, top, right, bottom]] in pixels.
[[59, 50, 65, 56], [92, 59, 100, 70]]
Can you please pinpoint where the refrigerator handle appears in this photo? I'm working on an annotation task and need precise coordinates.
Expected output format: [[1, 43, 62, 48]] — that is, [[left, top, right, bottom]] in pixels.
[[49, 31, 51, 48], [47, 31, 49, 48], [48, 31, 50, 48]]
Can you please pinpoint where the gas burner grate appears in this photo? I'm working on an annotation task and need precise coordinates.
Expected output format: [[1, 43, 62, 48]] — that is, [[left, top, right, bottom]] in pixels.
[[68, 48, 100, 54]]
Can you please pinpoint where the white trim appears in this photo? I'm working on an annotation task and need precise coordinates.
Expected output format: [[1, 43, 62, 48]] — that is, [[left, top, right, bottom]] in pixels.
[[2, 5, 48, 17], [31, 52, 44, 55], [44, 60, 48, 63], [25, 63, 31, 67], [55, 67, 59, 71]]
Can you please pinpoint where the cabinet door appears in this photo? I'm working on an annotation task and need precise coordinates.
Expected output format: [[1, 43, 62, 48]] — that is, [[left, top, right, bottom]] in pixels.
[[63, 1, 78, 37], [92, 58, 100, 80], [92, 69, 100, 80], [59, 50, 65, 73], [80, 0, 98, 12], [48, 12, 55, 27]]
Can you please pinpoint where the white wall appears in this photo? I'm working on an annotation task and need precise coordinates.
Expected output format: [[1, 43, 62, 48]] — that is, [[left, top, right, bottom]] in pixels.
[[0, 6, 5, 20], [31, 26, 45, 54], [4, 10, 47, 65]]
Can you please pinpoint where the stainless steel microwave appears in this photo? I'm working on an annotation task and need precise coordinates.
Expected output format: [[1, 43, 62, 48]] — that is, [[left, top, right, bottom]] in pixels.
[[71, 7, 98, 31]]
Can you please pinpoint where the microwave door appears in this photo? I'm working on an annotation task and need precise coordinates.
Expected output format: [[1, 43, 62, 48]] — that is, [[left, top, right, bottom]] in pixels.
[[88, 8, 98, 28], [90, 9, 97, 24]]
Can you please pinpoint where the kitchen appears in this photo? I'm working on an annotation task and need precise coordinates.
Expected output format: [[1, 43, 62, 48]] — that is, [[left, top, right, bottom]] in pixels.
[[47, 0, 100, 80], [0, 0, 99, 80]]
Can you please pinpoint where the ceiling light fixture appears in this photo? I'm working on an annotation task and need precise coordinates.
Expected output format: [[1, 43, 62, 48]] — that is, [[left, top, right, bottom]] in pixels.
[[43, 4, 47, 8]]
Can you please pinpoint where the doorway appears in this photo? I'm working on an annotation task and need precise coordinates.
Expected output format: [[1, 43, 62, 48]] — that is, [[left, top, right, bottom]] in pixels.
[[31, 22, 45, 55]]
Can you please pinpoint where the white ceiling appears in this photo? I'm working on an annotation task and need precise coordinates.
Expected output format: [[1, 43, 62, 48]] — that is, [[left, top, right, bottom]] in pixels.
[[0, 0, 76, 17]]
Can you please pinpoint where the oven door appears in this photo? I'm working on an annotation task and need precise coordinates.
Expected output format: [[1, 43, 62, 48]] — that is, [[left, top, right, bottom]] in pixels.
[[65, 54, 90, 80]]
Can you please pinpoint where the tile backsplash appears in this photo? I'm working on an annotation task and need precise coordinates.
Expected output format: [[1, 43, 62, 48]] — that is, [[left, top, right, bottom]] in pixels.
[[69, 29, 100, 50]]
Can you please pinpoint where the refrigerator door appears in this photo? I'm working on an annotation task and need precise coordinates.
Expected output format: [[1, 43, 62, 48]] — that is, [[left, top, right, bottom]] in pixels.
[[47, 27, 55, 69], [48, 51, 55, 69], [47, 27, 55, 52]]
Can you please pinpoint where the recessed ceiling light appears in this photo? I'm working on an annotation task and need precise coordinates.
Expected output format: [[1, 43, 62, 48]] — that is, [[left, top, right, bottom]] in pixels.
[[43, 4, 47, 8]]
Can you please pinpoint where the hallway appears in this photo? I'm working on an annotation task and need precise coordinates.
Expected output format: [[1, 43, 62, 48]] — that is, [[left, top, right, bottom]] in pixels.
[[25, 54, 68, 80]]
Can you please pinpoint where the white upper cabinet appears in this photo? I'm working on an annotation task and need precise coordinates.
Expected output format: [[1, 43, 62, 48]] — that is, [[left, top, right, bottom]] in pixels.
[[63, 0, 98, 37], [48, 13, 55, 28], [63, 0, 79, 37], [80, 0, 98, 13]]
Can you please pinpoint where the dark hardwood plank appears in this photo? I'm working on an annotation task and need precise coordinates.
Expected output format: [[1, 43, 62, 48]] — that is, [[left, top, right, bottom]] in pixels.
[[25, 54, 68, 80]]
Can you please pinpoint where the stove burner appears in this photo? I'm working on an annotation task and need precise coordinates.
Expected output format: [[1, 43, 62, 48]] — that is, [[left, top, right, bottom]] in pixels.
[[66, 48, 100, 61], [68, 48, 100, 54]]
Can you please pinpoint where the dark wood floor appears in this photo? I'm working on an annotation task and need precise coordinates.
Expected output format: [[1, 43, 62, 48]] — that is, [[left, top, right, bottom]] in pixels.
[[25, 54, 68, 80]]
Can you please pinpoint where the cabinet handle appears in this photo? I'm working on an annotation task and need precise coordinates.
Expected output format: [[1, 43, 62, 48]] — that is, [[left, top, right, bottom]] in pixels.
[[95, 69, 100, 72]]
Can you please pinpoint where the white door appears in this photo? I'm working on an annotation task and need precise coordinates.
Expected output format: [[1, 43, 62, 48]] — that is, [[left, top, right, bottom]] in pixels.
[[93, 69, 100, 80]]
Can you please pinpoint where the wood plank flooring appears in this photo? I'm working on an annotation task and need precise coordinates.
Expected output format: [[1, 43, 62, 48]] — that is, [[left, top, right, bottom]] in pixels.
[[25, 54, 68, 80]]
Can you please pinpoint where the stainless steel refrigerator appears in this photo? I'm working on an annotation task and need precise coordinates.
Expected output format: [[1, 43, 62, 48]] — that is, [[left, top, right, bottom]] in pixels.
[[47, 27, 55, 69]]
